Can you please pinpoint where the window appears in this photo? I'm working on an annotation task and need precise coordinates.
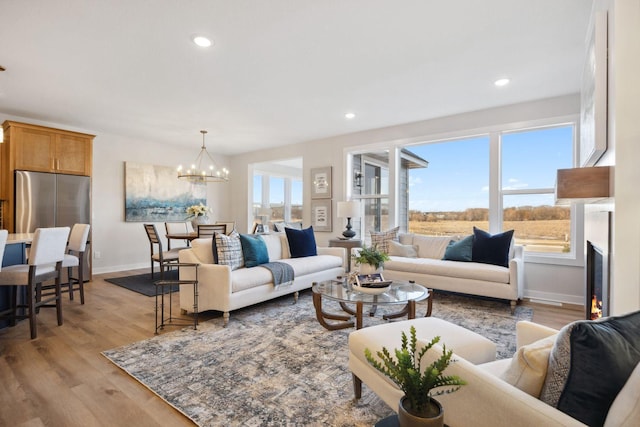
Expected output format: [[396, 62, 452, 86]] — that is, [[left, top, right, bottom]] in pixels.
[[406, 136, 490, 238], [352, 152, 391, 239], [501, 126, 573, 253], [251, 158, 303, 227]]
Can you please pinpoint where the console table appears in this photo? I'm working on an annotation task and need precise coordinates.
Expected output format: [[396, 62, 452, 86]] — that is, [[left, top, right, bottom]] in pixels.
[[328, 238, 362, 272]]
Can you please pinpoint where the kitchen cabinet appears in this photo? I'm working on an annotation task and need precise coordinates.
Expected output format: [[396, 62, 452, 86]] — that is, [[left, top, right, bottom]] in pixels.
[[4, 121, 93, 176], [0, 121, 94, 232]]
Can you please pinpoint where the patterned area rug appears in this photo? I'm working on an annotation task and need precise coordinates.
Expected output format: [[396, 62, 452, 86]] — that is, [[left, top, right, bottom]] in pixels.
[[102, 291, 532, 426]]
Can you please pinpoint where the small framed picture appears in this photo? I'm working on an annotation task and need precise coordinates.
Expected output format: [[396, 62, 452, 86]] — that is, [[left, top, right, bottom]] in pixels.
[[311, 199, 332, 232], [310, 166, 332, 199]]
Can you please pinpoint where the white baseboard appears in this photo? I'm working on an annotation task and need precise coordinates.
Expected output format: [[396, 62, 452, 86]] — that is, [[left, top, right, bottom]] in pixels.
[[93, 262, 148, 275], [524, 290, 584, 306]]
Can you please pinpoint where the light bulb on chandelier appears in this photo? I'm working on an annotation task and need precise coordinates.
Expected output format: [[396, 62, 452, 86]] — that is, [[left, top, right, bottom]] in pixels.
[[177, 130, 229, 183]]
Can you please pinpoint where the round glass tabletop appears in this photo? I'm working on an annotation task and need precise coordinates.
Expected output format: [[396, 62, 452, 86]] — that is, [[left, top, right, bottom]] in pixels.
[[312, 278, 429, 306]]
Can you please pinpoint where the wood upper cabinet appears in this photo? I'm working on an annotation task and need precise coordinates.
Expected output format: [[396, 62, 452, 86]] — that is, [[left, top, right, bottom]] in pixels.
[[5, 121, 93, 176]]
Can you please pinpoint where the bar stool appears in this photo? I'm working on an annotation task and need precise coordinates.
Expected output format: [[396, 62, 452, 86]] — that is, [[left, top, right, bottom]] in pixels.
[[0, 227, 70, 339], [63, 223, 91, 304]]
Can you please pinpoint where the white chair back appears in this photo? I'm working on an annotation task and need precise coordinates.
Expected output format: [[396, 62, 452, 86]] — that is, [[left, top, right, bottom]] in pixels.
[[166, 221, 192, 234], [0, 229, 8, 271], [29, 227, 70, 266], [68, 224, 90, 252]]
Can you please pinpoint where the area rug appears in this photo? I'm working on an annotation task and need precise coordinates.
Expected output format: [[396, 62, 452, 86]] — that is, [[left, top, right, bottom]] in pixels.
[[104, 269, 179, 296], [102, 291, 532, 426]]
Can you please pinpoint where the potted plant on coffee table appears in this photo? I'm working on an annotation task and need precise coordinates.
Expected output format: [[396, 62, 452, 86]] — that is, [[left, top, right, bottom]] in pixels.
[[365, 326, 466, 427], [352, 244, 390, 274]]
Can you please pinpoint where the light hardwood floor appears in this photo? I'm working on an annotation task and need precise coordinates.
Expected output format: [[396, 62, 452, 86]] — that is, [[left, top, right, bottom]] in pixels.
[[0, 270, 583, 426]]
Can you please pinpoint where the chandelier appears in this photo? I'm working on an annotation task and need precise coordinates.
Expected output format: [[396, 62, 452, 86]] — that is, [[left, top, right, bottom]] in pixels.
[[177, 130, 229, 183]]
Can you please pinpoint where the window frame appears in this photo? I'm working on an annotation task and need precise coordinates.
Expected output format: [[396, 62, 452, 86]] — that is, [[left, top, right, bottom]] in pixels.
[[344, 115, 584, 266]]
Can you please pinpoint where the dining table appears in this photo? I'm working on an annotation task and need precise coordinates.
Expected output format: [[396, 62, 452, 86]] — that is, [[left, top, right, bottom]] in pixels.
[[165, 232, 199, 242]]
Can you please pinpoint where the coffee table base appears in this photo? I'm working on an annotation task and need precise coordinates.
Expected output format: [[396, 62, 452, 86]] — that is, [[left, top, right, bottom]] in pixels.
[[312, 292, 432, 330]]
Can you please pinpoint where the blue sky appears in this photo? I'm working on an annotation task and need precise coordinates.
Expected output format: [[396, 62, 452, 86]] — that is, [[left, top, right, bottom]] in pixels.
[[407, 126, 573, 212]]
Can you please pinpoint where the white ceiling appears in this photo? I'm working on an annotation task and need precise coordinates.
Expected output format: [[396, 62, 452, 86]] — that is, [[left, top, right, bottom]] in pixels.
[[0, 0, 593, 155]]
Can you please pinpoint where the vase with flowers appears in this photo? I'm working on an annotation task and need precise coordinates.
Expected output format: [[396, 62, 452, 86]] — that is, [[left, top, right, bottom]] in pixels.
[[186, 203, 211, 227]]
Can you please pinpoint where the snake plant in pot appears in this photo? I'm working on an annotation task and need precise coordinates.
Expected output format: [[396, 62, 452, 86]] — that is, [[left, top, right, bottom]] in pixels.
[[365, 326, 466, 427]]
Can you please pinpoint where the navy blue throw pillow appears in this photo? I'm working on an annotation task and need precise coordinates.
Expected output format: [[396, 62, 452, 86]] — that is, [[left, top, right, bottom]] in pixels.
[[239, 234, 269, 267], [549, 310, 640, 426], [471, 227, 514, 267], [442, 235, 473, 262], [285, 226, 317, 258]]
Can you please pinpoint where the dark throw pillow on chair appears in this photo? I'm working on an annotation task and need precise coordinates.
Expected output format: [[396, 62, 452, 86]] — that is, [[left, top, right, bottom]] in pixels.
[[285, 226, 317, 258], [471, 227, 514, 267], [540, 310, 640, 426]]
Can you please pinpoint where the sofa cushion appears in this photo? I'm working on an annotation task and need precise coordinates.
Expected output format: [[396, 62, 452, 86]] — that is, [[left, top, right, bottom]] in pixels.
[[213, 230, 244, 270], [398, 232, 414, 245], [472, 227, 514, 267], [230, 254, 342, 293], [387, 240, 418, 258], [604, 361, 640, 427], [442, 235, 473, 262], [190, 238, 215, 264], [285, 226, 317, 258], [260, 233, 287, 261], [540, 310, 640, 427], [239, 234, 269, 268], [370, 227, 399, 254], [500, 334, 556, 398], [273, 221, 303, 232], [384, 257, 510, 284], [412, 235, 453, 259]]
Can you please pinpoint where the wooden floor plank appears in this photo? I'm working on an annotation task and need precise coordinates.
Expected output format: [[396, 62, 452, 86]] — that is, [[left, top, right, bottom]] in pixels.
[[0, 269, 582, 426]]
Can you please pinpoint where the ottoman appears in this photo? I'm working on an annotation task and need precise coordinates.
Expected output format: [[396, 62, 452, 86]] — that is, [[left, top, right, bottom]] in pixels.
[[348, 317, 496, 410]]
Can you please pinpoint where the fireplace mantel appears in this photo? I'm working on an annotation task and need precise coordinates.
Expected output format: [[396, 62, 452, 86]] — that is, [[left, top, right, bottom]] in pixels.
[[555, 166, 612, 205]]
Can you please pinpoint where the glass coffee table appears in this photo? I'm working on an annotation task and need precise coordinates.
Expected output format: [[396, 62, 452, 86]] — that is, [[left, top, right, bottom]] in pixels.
[[311, 278, 432, 330]]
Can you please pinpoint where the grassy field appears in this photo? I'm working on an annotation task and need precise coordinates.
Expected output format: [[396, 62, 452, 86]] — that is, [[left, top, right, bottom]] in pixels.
[[409, 219, 571, 253]]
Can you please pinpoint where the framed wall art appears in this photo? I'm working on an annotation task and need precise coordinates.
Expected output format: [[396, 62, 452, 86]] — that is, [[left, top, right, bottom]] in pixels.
[[310, 200, 332, 232], [124, 161, 206, 222], [310, 166, 332, 199], [580, 11, 608, 167]]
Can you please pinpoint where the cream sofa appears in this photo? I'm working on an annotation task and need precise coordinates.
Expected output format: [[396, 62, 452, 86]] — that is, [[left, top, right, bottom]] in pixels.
[[349, 319, 589, 426], [178, 233, 345, 325], [354, 233, 524, 312]]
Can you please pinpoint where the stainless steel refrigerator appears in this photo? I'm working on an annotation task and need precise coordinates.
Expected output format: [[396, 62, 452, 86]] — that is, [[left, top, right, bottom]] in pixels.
[[15, 170, 91, 272]]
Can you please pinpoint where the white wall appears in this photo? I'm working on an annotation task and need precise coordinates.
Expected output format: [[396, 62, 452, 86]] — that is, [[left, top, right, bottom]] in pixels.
[[229, 95, 586, 305], [609, 0, 640, 313]]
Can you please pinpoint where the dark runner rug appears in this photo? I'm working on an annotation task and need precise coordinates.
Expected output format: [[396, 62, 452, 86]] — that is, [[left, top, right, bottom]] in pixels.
[[104, 269, 179, 296], [102, 291, 532, 426]]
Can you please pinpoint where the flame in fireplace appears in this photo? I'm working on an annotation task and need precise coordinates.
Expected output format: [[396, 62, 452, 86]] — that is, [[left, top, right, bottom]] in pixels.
[[591, 295, 603, 320]]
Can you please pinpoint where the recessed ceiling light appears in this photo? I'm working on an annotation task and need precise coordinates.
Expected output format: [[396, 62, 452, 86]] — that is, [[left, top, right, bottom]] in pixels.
[[494, 78, 510, 87], [345, 112, 356, 119], [193, 36, 212, 47]]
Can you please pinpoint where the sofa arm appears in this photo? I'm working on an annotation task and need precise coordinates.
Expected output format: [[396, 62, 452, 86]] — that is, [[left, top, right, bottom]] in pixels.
[[509, 245, 525, 299], [178, 248, 233, 313], [437, 354, 586, 426], [516, 321, 559, 349], [317, 246, 347, 270]]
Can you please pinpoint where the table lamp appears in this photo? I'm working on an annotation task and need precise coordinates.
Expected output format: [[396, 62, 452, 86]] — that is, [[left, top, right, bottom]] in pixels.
[[337, 200, 361, 239]]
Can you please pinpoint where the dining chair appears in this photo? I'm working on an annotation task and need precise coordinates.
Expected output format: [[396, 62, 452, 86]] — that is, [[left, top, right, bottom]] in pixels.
[[197, 224, 227, 238], [62, 223, 91, 304], [0, 227, 70, 339], [165, 221, 193, 250], [215, 221, 236, 235], [144, 224, 181, 279]]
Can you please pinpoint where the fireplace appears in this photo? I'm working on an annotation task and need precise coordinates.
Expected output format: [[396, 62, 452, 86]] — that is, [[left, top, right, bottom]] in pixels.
[[586, 240, 609, 320]]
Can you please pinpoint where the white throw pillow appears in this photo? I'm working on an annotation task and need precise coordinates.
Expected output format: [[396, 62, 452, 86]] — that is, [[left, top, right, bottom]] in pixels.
[[387, 240, 418, 258], [500, 334, 556, 398], [412, 235, 452, 259], [604, 362, 640, 427]]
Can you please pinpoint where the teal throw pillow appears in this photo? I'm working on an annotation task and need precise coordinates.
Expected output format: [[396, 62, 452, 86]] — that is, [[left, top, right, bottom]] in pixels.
[[442, 235, 473, 262], [285, 226, 317, 258], [239, 234, 269, 267]]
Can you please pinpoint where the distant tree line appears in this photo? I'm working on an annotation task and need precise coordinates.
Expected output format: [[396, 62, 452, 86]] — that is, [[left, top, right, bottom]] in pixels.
[[409, 206, 570, 222]]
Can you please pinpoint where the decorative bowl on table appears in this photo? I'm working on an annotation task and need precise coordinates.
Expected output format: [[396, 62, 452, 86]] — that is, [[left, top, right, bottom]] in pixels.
[[351, 283, 391, 295]]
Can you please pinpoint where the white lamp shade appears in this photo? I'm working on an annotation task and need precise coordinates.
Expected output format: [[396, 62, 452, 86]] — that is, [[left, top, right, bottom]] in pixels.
[[337, 200, 361, 218], [258, 207, 271, 216]]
